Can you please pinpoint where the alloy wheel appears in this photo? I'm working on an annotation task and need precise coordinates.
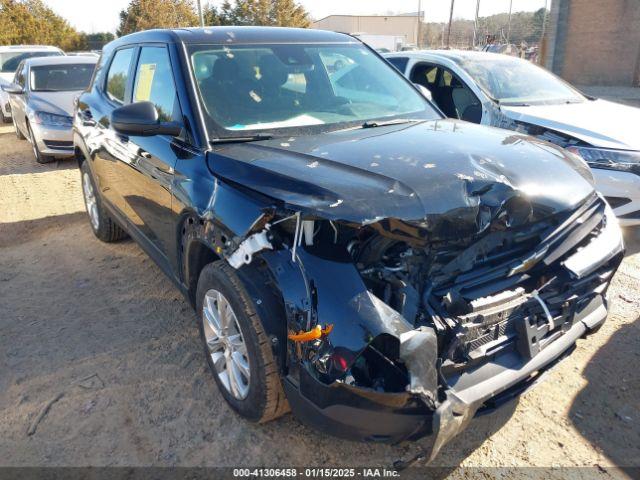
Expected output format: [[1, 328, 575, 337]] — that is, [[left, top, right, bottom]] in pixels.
[[82, 172, 100, 231], [202, 288, 251, 400]]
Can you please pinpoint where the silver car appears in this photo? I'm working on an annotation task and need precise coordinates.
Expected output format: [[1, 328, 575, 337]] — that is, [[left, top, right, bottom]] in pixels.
[[2, 56, 96, 163], [0, 45, 64, 123], [385, 50, 640, 227]]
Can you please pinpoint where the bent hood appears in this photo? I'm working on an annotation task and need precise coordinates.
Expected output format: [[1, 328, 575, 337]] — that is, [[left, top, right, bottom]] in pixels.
[[28, 91, 79, 117], [208, 120, 595, 236], [501, 99, 640, 150]]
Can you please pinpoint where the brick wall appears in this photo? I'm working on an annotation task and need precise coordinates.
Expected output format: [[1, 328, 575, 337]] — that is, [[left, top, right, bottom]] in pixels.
[[547, 0, 640, 86]]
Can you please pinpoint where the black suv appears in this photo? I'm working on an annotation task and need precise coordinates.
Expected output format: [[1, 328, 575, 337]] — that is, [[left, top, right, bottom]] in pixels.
[[74, 27, 624, 461]]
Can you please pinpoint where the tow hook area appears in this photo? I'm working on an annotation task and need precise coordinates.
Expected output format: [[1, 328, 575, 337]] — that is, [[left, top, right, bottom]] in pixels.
[[393, 392, 477, 470], [429, 392, 479, 462]]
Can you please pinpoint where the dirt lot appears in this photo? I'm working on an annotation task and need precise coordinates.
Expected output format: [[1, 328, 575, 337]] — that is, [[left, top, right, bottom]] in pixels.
[[1, 129, 639, 477]]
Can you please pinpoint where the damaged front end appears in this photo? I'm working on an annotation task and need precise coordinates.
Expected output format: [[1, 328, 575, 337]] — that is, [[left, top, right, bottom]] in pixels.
[[212, 194, 622, 461], [200, 122, 624, 461]]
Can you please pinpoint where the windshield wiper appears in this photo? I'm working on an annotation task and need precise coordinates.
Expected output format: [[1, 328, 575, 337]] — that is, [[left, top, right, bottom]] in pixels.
[[210, 133, 274, 144], [361, 119, 415, 129]]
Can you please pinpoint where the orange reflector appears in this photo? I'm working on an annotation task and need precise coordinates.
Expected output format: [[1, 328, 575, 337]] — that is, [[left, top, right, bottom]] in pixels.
[[288, 324, 333, 343]]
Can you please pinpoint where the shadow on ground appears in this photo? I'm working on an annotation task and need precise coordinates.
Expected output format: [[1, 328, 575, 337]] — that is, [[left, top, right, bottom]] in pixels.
[[569, 316, 640, 467]]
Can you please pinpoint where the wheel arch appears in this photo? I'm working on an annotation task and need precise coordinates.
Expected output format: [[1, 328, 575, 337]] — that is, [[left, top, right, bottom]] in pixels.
[[184, 235, 221, 307], [179, 211, 288, 373], [73, 130, 92, 168]]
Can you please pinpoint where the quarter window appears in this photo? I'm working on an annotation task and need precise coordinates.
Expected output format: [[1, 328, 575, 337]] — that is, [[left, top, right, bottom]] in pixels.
[[133, 46, 180, 122], [106, 48, 134, 103], [386, 57, 409, 73]]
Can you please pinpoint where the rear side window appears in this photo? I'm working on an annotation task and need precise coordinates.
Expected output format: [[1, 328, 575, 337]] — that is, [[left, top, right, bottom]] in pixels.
[[132, 46, 180, 122], [106, 48, 134, 103], [386, 57, 409, 73]]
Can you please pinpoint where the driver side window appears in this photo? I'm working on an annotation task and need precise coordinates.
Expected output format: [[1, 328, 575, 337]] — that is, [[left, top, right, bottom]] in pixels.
[[132, 46, 182, 123]]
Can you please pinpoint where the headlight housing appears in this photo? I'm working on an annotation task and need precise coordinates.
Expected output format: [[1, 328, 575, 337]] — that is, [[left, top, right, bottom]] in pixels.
[[32, 111, 73, 127], [567, 146, 640, 171]]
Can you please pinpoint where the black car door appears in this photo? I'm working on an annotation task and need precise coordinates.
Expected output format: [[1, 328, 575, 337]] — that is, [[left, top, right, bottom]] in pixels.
[[110, 44, 185, 262], [90, 46, 137, 214]]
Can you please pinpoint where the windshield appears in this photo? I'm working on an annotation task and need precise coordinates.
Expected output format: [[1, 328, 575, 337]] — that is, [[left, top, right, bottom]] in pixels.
[[30, 63, 95, 92], [0, 51, 62, 73], [457, 56, 585, 105], [189, 43, 439, 137]]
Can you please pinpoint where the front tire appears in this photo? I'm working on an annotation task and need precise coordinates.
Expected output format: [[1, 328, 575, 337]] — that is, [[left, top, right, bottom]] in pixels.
[[14, 119, 25, 140], [27, 123, 53, 163], [196, 261, 289, 423], [80, 161, 128, 243]]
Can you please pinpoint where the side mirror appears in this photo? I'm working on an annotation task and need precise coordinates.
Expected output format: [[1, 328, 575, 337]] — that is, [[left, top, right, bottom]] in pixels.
[[2, 83, 24, 95], [110, 101, 181, 137], [414, 83, 433, 101]]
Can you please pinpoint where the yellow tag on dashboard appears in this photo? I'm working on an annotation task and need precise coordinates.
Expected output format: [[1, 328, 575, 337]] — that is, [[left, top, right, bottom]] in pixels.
[[135, 63, 156, 102]]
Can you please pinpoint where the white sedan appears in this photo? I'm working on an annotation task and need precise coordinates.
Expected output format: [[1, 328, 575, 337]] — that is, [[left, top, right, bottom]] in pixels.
[[385, 50, 640, 226]]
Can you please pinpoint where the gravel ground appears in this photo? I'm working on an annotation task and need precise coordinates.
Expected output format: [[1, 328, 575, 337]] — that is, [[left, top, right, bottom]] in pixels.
[[0, 131, 639, 478]]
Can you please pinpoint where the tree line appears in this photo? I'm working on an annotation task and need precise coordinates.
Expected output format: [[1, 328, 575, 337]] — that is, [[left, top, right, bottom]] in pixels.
[[0, 0, 310, 51], [0, 0, 95, 50], [421, 8, 549, 49], [117, 0, 310, 35]]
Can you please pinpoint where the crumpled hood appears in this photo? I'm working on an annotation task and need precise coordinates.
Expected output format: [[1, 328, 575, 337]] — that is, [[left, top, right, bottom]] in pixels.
[[501, 99, 640, 151], [208, 119, 595, 235], [28, 91, 78, 117]]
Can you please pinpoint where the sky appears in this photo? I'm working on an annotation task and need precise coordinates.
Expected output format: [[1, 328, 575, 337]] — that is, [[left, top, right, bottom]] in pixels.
[[44, 0, 549, 34]]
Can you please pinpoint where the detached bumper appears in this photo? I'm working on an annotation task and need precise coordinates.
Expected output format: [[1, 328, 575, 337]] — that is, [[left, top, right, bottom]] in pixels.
[[284, 293, 609, 458], [30, 122, 74, 157]]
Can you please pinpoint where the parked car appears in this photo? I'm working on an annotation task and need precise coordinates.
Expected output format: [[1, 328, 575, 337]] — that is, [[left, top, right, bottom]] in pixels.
[[385, 50, 640, 226], [3, 56, 97, 163], [66, 51, 101, 58], [74, 27, 623, 463], [0, 45, 64, 123]]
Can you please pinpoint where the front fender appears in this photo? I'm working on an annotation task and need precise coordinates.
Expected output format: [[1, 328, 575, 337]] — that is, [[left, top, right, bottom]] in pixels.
[[260, 247, 415, 379]]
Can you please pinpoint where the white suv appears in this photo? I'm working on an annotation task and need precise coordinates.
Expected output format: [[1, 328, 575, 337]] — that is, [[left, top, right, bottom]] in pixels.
[[0, 45, 64, 122]]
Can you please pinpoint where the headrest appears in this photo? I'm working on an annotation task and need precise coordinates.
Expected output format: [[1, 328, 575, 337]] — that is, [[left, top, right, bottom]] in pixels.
[[211, 57, 239, 83], [257, 55, 289, 89]]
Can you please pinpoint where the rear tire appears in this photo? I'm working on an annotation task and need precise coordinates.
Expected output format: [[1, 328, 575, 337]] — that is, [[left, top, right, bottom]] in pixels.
[[27, 123, 53, 163], [80, 161, 128, 243], [196, 261, 289, 423]]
